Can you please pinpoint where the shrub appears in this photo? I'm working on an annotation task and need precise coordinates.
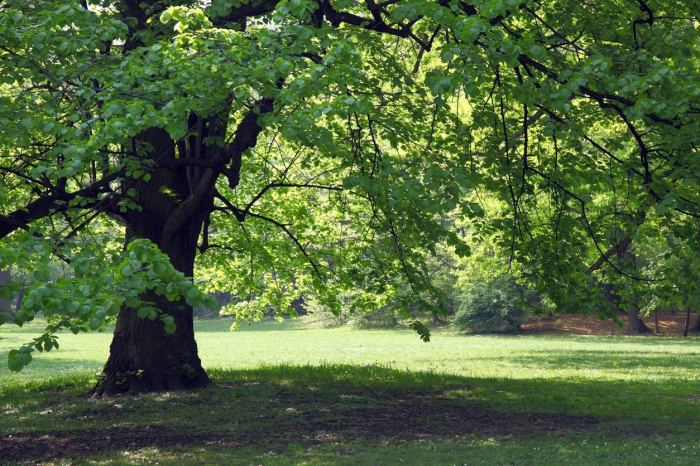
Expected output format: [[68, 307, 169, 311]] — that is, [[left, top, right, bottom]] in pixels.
[[304, 295, 350, 327], [305, 294, 399, 329], [453, 275, 536, 334], [346, 307, 398, 329]]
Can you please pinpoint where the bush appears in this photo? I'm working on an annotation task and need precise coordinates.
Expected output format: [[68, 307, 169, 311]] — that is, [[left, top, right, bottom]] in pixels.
[[453, 275, 535, 334], [305, 294, 399, 329], [346, 307, 398, 329], [305, 296, 350, 327]]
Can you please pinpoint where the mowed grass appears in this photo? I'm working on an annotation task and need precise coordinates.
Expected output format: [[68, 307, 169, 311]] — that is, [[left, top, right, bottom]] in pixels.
[[1, 317, 699, 465]]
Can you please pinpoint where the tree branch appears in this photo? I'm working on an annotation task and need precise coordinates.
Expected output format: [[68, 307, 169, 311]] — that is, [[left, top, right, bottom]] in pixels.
[[0, 170, 123, 240]]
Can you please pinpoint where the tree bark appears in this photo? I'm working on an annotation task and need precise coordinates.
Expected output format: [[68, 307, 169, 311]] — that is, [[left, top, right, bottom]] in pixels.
[[683, 308, 691, 337], [92, 128, 214, 397], [91, 95, 268, 396], [93, 293, 209, 396], [626, 306, 651, 335], [92, 206, 211, 395], [654, 309, 659, 335], [91, 216, 211, 396], [611, 243, 651, 335], [0, 270, 11, 312]]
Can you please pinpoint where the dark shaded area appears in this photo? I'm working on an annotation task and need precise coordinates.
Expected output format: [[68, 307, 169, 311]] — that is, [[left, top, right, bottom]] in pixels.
[[92, 291, 210, 397], [1, 400, 596, 464], [500, 349, 700, 372], [0, 365, 601, 464]]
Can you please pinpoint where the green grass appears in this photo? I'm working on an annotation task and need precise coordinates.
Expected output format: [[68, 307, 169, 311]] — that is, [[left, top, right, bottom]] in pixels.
[[1, 318, 699, 465]]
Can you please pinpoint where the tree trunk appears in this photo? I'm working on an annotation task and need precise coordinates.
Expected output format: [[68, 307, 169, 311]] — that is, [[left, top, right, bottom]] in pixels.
[[92, 128, 214, 397], [611, 245, 651, 335], [0, 270, 11, 312], [683, 308, 691, 337], [92, 219, 210, 396], [626, 307, 651, 335], [654, 310, 659, 335], [90, 93, 265, 395], [93, 292, 209, 396]]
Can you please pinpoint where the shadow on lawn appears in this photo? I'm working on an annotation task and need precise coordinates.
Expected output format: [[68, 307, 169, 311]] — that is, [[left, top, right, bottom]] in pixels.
[[2, 364, 697, 463], [504, 349, 700, 372], [558, 335, 700, 346]]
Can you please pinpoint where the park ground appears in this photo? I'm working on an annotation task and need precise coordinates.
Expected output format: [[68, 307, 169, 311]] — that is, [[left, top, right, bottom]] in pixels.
[[1, 317, 699, 465]]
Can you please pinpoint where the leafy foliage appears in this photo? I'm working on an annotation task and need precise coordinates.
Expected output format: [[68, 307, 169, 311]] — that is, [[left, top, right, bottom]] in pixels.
[[453, 275, 535, 334], [2, 239, 215, 371]]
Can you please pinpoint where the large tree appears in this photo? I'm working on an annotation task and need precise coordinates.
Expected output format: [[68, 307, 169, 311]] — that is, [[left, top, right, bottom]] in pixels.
[[1, 0, 698, 394]]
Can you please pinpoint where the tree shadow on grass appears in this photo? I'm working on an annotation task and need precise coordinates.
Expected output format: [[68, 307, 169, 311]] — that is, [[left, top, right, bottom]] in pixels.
[[499, 334, 700, 347], [431, 347, 700, 373], [555, 334, 700, 346], [1, 364, 697, 464], [503, 349, 700, 372]]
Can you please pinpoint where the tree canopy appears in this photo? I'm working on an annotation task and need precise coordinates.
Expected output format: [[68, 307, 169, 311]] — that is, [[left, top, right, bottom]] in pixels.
[[0, 0, 698, 392]]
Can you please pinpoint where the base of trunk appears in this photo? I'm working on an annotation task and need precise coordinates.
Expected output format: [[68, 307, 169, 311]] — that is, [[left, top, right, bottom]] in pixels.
[[626, 308, 652, 335], [91, 364, 210, 397], [90, 296, 210, 397]]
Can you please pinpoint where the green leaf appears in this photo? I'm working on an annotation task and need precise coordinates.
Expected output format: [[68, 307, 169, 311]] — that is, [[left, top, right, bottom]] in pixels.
[[8, 348, 32, 372], [33, 268, 50, 282], [137, 306, 158, 320], [161, 315, 176, 334], [409, 321, 431, 342]]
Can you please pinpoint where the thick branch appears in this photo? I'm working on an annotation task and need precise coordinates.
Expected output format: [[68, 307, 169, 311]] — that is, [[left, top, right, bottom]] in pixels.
[[223, 98, 274, 189], [160, 98, 275, 246], [0, 171, 122, 239], [212, 1, 279, 26], [588, 234, 632, 272]]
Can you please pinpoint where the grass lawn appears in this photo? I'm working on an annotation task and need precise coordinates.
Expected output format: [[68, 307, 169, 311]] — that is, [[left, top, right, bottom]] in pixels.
[[1, 317, 699, 465]]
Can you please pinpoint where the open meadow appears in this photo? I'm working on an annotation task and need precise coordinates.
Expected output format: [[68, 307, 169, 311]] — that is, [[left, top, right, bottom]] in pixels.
[[1, 318, 699, 465]]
